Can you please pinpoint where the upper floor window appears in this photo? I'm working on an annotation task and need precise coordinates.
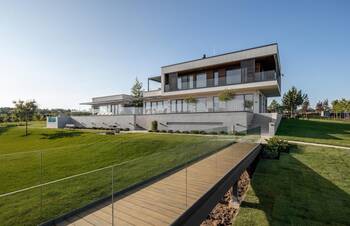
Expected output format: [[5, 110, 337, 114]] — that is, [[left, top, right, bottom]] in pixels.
[[226, 69, 241, 85], [196, 73, 207, 88], [214, 71, 219, 86], [177, 77, 182, 90]]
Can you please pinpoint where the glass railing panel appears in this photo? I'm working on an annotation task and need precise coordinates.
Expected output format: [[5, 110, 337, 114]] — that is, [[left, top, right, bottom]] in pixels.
[[0, 187, 41, 226], [41, 167, 113, 224], [0, 151, 41, 194]]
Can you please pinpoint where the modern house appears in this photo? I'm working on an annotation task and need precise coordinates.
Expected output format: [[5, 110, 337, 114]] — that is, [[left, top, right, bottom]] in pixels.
[[47, 43, 282, 134]]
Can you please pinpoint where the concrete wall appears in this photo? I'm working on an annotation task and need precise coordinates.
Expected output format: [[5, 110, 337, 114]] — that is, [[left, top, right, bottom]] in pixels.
[[47, 112, 254, 133], [46, 116, 71, 128], [137, 112, 252, 133], [70, 115, 136, 130]]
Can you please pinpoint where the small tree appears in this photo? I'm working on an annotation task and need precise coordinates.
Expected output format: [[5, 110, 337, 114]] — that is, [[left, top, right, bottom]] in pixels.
[[12, 100, 38, 136], [301, 97, 310, 118], [315, 101, 324, 114], [131, 78, 143, 107], [268, 100, 282, 113], [282, 86, 307, 118], [218, 89, 235, 102]]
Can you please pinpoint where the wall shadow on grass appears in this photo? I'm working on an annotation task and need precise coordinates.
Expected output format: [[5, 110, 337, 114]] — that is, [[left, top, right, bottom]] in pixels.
[[240, 149, 350, 225], [277, 119, 350, 141], [41, 131, 83, 140], [0, 124, 16, 136]]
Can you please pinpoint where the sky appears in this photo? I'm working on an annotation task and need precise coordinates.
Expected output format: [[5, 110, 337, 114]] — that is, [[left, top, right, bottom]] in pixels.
[[0, 0, 349, 110]]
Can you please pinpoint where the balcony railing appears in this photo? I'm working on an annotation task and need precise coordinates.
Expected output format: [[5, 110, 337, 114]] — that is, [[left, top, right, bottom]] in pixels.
[[165, 70, 279, 92]]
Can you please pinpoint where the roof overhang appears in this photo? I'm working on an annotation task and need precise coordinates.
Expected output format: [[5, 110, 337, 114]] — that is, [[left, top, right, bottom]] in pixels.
[[161, 43, 279, 74]]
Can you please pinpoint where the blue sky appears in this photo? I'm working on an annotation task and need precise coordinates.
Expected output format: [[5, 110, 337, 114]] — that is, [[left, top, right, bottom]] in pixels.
[[0, 0, 349, 109]]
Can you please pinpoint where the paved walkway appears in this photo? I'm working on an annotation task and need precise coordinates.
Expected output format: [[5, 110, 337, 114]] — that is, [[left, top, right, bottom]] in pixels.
[[286, 140, 350, 150], [56, 142, 258, 226]]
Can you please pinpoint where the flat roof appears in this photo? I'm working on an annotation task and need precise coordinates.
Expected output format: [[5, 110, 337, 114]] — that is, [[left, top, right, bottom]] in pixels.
[[80, 94, 133, 105], [161, 43, 280, 74], [148, 75, 161, 82]]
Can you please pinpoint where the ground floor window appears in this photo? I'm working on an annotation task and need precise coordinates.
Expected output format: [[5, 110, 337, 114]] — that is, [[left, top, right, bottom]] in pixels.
[[144, 93, 254, 114]]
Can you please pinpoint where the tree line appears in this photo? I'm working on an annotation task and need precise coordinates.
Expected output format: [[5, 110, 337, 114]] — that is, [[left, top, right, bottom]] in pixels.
[[268, 86, 350, 119]]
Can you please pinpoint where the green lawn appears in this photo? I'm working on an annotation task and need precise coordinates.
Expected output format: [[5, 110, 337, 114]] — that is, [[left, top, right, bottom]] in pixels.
[[277, 118, 350, 147], [0, 122, 233, 226], [234, 145, 350, 226]]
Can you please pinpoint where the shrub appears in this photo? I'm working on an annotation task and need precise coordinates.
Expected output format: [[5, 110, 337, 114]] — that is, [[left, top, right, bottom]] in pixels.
[[219, 131, 228, 135], [155, 130, 160, 133], [151, 120, 158, 131], [218, 89, 235, 102], [168, 130, 173, 133], [190, 130, 200, 134], [199, 130, 207, 134], [160, 130, 167, 133], [182, 131, 189, 134], [209, 131, 218, 135], [263, 137, 290, 159], [148, 130, 154, 132], [175, 130, 181, 133], [124, 128, 130, 131]]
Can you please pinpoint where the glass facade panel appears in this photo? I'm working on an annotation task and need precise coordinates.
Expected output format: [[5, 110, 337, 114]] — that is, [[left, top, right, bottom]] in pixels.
[[171, 100, 176, 113], [189, 75, 194, 89], [176, 100, 182, 112], [214, 71, 219, 86], [177, 77, 182, 90], [196, 73, 207, 88], [226, 69, 241, 84], [244, 94, 254, 112], [196, 98, 207, 112]]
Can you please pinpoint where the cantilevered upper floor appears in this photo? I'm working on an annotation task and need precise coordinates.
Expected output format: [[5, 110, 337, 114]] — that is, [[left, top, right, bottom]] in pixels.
[[144, 43, 281, 98]]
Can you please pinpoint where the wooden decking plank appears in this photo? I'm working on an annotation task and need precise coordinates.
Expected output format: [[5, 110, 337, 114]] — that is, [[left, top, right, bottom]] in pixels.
[[63, 143, 257, 226]]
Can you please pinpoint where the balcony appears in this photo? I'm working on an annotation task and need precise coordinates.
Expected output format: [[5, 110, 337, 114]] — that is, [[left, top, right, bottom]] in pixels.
[[143, 89, 161, 98], [165, 70, 280, 92]]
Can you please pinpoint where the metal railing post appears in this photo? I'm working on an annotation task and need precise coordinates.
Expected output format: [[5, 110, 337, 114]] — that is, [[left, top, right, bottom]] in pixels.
[[112, 166, 114, 226]]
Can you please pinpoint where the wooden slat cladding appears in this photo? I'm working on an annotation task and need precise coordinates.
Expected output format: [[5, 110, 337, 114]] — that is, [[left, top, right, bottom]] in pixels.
[[240, 59, 256, 83]]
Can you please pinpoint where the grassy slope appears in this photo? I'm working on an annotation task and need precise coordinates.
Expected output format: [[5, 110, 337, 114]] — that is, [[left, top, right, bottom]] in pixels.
[[0, 122, 233, 226], [277, 118, 350, 147], [234, 145, 350, 226]]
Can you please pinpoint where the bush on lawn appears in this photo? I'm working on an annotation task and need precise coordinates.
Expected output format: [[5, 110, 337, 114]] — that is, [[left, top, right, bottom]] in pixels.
[[124, 128, 130, 131], [199, 130, 207, 134], [168, 130, 173, 133], [263, 137, 290, 159], [175, 130, 181, 133], [160, 130, 167, 133], [151, 120, 158, 131], [209, 131, 218, 135], [190, 130, 200, 134], [182, 131, 189, 134], [219, 131, 228, 135]]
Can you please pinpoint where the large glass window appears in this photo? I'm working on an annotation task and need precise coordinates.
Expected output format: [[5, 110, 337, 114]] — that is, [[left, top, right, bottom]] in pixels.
[[176, 100, 183, 112], [99, 105, 108, 115], [196, 73, 207, 88], [177, 77, 182, 90], [145, 102, 151, 114], [244, 94, 254, 112], [188, 75, 194, 89], [170, 100, 176, 113], [196, 98, 207, 112], [226, 69, 241, 84], [214, 71, 219, 86]]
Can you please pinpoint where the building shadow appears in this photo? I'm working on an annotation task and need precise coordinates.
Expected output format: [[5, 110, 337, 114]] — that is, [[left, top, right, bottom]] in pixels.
[[0, 124, 16, 136], [277, 119, 350, 141], [239, 148, 350, 225], [41, 131, 83, 139]]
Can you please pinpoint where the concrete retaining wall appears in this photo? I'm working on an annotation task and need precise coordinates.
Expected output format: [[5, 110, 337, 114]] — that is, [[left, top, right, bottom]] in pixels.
[[70, 115, 136, 130], [48, 112, 253, 133], [137, 112, 252, 132]]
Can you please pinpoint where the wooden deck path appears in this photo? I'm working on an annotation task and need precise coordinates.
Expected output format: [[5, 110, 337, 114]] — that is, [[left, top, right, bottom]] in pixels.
[[57, 142, 258, 226]]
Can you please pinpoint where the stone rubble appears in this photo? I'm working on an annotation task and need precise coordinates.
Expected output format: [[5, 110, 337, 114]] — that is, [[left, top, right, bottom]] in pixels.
[[201, 171, 250, 226]]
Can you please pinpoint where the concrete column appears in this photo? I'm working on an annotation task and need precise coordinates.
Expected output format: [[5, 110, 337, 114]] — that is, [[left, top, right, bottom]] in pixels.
[[231, 182, 240, 208]]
